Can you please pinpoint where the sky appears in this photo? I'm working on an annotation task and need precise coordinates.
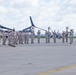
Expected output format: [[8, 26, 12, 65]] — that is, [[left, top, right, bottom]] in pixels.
[[0, 0, 76, 33]]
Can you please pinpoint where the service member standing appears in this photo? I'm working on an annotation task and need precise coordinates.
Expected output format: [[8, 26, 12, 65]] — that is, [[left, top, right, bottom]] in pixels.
[[47, 27, 51, 43], [71, 29, 74, 43], [14, 31, 19, 45], [2, 31, 6, 45], [62, 31, 65, 43], [65, 27, 69, 42], [18, 32, 23, 44], [26, 32, 29, 44], [69, 29, 74, 44], [31, 31, 35, 44], [8, 30, 11, 46], [53, 30, 56, 43], [11, 29, 16, 47], [8, 29, 16, 47], [37, 30, 41, 43], [24, 32, 27, 44]]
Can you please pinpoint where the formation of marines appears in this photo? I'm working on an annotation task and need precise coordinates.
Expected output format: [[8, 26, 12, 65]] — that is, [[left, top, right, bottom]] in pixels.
[[0, 27, 74, 47], [62, 27, 74, 44]]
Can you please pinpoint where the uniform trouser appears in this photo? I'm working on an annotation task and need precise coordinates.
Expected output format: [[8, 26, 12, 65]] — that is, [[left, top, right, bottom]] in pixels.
[[45, 37, 48, 43], [24, 39, 27, 44], [21, 38, 24, 44], [11, 37, 15, 46], [48, 37, 50, 43], [62, 39, 64, 43], [38, 38, 40, 43], [70, 37, 73, 44], [31, 38, 34, 43], [53, 38, 56, 43], [14, 38, 18, 44], [19, 38, 22, 44], [3, 38, 6, 45], [8, 38, 10, 45], [72, 37, 73, 42], [66, 36, 68, 42], [62, 37, 64, 43], [19, 39, 21, 44], [26, 38, 29, 44], [24, 37, 27, 44]]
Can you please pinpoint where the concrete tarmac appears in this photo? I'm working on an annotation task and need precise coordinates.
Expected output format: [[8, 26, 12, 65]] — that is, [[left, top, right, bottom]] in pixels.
[[0, 38, 76, 75], [50, 66, 76, 75]]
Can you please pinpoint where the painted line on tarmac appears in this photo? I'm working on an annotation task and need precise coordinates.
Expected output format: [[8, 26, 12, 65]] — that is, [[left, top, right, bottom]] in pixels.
[[37, 64, 76, 75]]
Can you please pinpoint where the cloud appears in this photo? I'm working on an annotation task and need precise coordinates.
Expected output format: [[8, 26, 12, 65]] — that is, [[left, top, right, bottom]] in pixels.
[[0, 0, 76, 33]]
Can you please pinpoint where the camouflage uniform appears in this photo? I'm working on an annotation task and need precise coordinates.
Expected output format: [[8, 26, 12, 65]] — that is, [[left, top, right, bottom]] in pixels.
[[69, 29, 74, 44], [31, 31, 35, 44], [26, 32, 29, 44], [24, 32, 27, 44], [37, 30, 41, 43], [62, 31, 65, 43], [11, 30, 16, 47], [53, 31, 56, 43], [47, 27, 51, 43], [18, 32, 23, 44], [2, 31, 6, 45], [8, 30, 16, 47], [47, 31, 51, 43], [65, 27, 69, 42], [14, 32, 19, 45], [8, 31, 12, 45]]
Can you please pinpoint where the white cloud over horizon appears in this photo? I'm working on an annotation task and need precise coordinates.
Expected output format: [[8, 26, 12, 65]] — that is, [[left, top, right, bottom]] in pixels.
[[0, 0, 76, 33]]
